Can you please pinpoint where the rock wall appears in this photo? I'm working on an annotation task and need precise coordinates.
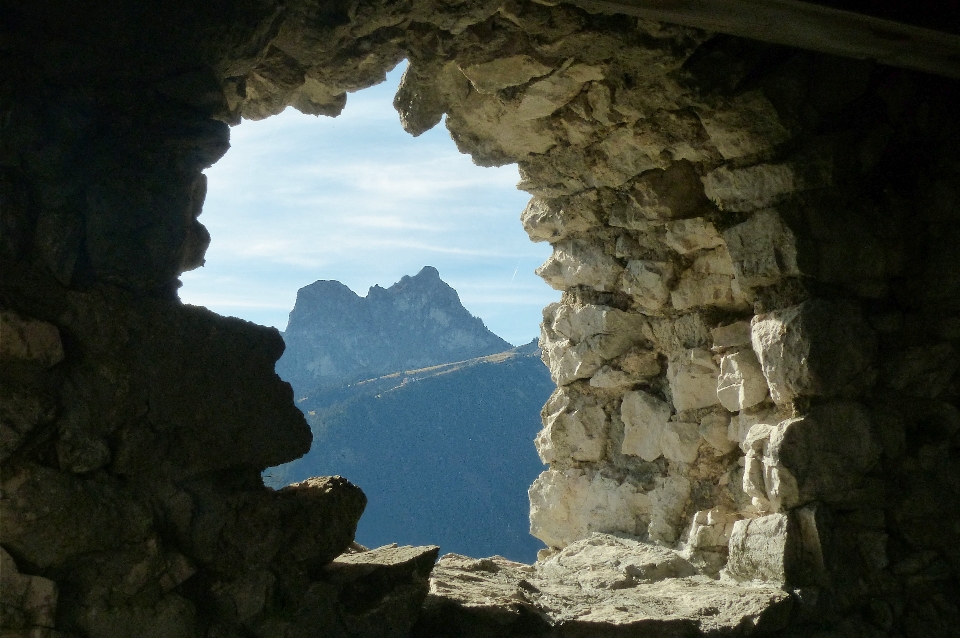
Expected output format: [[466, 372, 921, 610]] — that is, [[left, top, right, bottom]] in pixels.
[[2, 0, 959, 636]]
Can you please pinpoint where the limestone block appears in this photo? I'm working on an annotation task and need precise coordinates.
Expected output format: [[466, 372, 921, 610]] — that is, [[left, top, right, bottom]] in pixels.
[[697, 91, 791, 160], [322, 544, 439, 637], [645, 313, 711, 352], [0, 547, 58, 629], [723, 209, 800, 287], [667, 349, 721, 412], [699, 412, 737, 454], [727, 507, 827, 586], [620, 260, 674, 310], [529, 469, 651, 548], [670, 247, 747, 311], [460, 55, 553, 94], [729, 407, 778, 448], [609, 161, 707, 226], [596, 125, 666, 187], [619, 349, 661, 378], [589, 366, 636, 389], [716, 350, 769, 412], [536, 240, 623, 291], [751, 300, 876, 404], [516, 64, 604, 120], [703, 158, 831, 212], [726, 514, 795, 582], [686, 508, 739, 551], [541, 337, 604, 386], [620, 390, 672, 461], [647, 475, 692, 543], [521, 195, 598, 243], [0, 310, 64, 368], [662, 218, 725, 255], [537, 534, 696, 589], [711, 321, 752, 349], [764, 402, 880, 509], [536, 390, 608, 463], [660, 421, 701, 464]]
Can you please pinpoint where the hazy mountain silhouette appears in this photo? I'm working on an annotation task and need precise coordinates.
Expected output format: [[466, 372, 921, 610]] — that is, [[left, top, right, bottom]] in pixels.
[[276, 266, 512, 398]]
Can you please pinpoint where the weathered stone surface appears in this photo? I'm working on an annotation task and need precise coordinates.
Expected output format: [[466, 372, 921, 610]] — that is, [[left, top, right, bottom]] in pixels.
[[529, 469, 650, 548], [0, 546, 58, 631], [662, 218, 725, 255], [703, 157, 831, 212], [460, 56, 553, 95], [621, 390, 672, 461], [536, 239, 623, 291], [620, 259, 674, 310], [0, 310, 64, 368], [516, 64, 604, 120], [699, 412, 737, 454], [536, 389, 607, 463], [716, 350, 769, 412], [520, 196, 598, 243], [671, 247, 746, 311], [660, 421, 701, 464], [667, 348, 721, 412], [697, 91, 792, 160], [711, 321, 752, 349], [751, 300, 876, 404], [648, 475, 693, 543], [723, 209, 800, 288], [321, 544, 439, 638], [421, 534, 791, 636], [609, 161, 708, 225], [727, 514, 795, 582]]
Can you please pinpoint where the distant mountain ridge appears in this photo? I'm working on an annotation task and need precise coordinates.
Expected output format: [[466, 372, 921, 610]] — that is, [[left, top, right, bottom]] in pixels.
[[267, 340, 551, 562], [276, 266, 512, 397]]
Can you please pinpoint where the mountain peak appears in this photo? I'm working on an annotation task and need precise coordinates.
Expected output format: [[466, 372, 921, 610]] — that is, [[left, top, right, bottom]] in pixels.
[[276, 268, 512, 396]]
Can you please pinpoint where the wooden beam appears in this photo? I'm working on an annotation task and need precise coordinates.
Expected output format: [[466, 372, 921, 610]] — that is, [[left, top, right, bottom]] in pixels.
[[567, 0, 960, 79]]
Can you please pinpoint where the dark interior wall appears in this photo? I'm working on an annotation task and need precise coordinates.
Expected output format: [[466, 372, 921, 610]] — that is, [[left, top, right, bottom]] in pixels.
[[2, 1, 960, 637]]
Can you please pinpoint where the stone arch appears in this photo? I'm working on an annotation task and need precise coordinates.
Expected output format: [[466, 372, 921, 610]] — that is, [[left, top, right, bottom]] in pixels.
[[2, 1, 960, 636]]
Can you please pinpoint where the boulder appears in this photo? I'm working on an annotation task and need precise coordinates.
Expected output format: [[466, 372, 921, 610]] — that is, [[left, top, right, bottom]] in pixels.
[[716, 350, 769, 412], [667, 349, 721, 412]]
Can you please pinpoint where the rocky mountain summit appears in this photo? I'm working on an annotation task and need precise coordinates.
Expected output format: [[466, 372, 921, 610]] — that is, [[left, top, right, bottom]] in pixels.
[[276, 266, 512, 397]]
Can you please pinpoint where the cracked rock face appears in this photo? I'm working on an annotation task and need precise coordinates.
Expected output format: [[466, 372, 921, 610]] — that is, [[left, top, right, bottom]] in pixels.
[[3, 0, 960, 636]]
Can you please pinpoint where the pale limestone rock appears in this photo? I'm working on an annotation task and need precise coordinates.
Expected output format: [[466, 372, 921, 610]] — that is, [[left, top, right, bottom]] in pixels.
[[586, 82, 614, 125], [686, 508, 739, 552], [662, 218, 725, 255], [647, 475, 692, 543], [726, 514, 794, 582], [595, 125, 666, 187], [516, 64, 604, 120], [460, 55, 553, 94], [697, 91, 791, 160], [717, 350, 769, 412], [645, 313, 711, 352], [536, 239, 623, 291], [529, 469, 651, 548], [536, 390, 607, 463], [699, 412, 737, 454], [537, 534, 696, 589], [703, 158, 831, 212], [723, 209, 800, 287], [620, 390, 672, 461], [671, 247, 745, 311], [751, 300, 876, 404], [667, 349, 721, 412], [609, 161, 706, 226], [425, 542, 791, 634], [711, 321, 752, 349], [620, 260, 674, 310], [541, 337, 604, 386], [729, 407, 778, 448], [619, 349, 661, 377], [588, 365, 635, 389], [660, 421, 701, 464], [521, 195, 598, 242], [0, 310, 64, 368], [0, 546, 58, 629]]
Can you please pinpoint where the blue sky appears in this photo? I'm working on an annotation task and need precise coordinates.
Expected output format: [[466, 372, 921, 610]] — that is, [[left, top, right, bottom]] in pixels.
[[179, 63, 558, 346]]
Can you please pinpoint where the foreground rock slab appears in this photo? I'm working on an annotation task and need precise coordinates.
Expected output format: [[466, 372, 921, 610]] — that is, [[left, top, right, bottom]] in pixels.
[[415, 534, 791, 637]]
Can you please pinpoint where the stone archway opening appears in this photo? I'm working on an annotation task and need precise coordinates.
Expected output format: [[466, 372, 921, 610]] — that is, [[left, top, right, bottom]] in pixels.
[[3, 1, 960, 636]]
